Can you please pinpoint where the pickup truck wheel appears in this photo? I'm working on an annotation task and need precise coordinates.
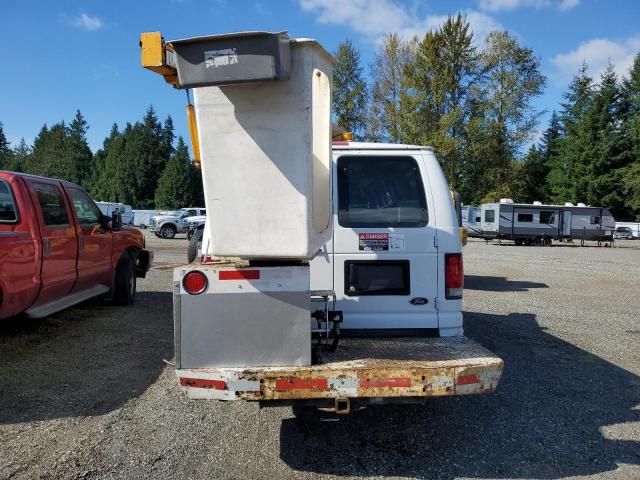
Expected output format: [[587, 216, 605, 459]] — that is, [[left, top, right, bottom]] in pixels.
[[187, 228, 204, 263], [113, 254, 136, 306], [160, 225, 177, 239]]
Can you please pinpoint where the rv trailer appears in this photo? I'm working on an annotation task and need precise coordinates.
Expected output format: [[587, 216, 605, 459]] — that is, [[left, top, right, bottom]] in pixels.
[[480, 199, 615, 246], [461, 206, 483, 238]]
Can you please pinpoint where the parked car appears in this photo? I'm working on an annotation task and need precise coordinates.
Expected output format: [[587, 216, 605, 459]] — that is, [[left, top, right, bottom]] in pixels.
[[0, 171, 153, 320], [614, 226, 634, 240], [95, 201, 134, 225], [150, 207, 206, 239]]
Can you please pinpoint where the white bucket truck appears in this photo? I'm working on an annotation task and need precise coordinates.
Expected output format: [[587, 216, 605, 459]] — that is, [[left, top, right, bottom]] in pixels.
[[141, 30, 502, 412]]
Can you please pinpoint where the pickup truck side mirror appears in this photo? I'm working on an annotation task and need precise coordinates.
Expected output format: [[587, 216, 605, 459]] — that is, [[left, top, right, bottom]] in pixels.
[[111, 210, 122, 231]]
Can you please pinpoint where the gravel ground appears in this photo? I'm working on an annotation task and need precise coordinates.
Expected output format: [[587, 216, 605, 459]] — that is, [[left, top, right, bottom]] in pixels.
[[0, 233, 639, 480]]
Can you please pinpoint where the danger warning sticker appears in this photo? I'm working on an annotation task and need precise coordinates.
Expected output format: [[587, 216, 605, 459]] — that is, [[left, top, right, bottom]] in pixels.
[[359, 233, 389, 251]]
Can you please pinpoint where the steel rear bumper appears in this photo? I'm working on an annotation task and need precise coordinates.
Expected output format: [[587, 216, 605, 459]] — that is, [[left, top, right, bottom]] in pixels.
[[175, 337, 503, 401]]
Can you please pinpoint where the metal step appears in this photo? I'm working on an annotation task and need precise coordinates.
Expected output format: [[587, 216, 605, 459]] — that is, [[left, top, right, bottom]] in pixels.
[[25, 285, 110, 319]]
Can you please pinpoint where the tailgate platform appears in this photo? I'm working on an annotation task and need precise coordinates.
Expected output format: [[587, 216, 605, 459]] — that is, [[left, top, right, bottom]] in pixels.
[[176, 337, 503, 401]]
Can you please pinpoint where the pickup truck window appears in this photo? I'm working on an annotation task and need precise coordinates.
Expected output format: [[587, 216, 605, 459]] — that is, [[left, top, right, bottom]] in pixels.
[[33, 182, 70, 227], [337, 156, 428, 228], [0, 180, 18, 223], [69, 188, 102, 225]]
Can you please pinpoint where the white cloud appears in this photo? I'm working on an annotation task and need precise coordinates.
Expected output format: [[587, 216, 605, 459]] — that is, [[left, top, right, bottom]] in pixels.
[[478, 0, 579, 12], [551, 35, 640, 82], [69, 13, 103, 31], [298, 0, 501, 43]]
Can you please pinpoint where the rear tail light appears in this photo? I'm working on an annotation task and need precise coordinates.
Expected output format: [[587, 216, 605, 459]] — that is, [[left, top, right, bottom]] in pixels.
[[183, 270, 208, 295], [445, 253, 463, 299]]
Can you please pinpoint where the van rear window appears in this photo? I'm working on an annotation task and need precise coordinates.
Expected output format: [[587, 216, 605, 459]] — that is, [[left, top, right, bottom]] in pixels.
[[0, 180, 18, 223], [337, 156, 428, 228]]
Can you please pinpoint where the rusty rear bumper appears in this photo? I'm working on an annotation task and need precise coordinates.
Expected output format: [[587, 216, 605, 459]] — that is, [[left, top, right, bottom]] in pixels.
[[175, 337, 503, 401]]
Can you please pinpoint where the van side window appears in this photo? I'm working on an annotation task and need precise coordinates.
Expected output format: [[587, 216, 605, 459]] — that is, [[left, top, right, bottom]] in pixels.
[[484, 210, 495, 222], [337, 156, 428, 228], [33, 182, 70, 227], [539, 211, 555, 224], [0, 180, 18, 223], [590, 216, 600, 225], [517, 213, 533, 222], [69, 187, 102, 225]]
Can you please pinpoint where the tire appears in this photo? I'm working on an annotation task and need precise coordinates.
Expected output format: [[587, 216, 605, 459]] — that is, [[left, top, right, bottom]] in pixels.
[[515, 239, 524, 246], [534, 237, 544, 246], [187, 228, 204, 263], [113, 253, 137, 306], [544, 237, 552, 246], [160, 224, 177, 239]]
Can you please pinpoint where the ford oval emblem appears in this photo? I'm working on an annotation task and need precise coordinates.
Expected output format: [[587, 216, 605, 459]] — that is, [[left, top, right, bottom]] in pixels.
[[410, 297, 428, 305]]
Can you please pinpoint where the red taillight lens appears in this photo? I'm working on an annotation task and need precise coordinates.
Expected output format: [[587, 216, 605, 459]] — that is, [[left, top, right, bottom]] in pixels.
[[183, 270, 208, 295], [445, 253, 463, 299]]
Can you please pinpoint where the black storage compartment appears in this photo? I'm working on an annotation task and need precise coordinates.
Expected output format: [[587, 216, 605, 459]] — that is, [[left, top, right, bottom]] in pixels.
[[169, 31, 291, 88], [345, 260, 410, 296]]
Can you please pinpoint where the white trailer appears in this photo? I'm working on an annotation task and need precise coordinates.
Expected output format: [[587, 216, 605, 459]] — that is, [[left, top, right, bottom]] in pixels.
[[142, 30, 502, 412], [461, 206, 482, 238], [132, 209, 161, 228], [481, 200, 615, 245], [95, 201, 134, 225]]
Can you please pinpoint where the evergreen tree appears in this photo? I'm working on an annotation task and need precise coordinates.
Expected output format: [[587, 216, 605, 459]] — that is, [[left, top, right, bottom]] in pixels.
[[66, 110, 93, 186], [401, 15, 482, 192], [29, 123, 70, 179], [5, 138, 30, 172], [0, 122, 11, 169], [155, 137, 193, 209], [548, 64, 594, 204], [621, 54, 640, 219], [518, 145, 547, 203], [91, 123, 121, 200], [333, 40, 367, 138]]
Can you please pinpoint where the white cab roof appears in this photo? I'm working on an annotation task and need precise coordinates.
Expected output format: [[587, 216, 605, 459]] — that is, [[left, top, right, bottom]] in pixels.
[[332, 141, 434, 151]]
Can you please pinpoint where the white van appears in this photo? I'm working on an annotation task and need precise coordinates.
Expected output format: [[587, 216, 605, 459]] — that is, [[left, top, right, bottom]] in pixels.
[[201, 141, 463, 337]]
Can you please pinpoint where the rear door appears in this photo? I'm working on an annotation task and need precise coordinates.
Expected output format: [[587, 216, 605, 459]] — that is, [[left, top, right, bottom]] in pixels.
[[67, 186, 113, 290], [26, 179, 78, 306], [332, 152, 438, 330]]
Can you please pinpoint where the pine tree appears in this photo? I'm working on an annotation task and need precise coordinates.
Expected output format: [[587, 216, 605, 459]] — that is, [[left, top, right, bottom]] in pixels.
[[518, 145, 547, 203], [155, 137, 193, 209], [621, 54, 640, 219], [29, 123, 70, 179], [66, 110, 93, 186], [548, 64, 594, 204], [5, 138, 30, 172], [333, 40, 367, 138], [0, 122, 11, 170]]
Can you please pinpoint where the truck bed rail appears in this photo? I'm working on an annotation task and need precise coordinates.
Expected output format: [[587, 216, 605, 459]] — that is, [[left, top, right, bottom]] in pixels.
[[176, 337, 503, 401]]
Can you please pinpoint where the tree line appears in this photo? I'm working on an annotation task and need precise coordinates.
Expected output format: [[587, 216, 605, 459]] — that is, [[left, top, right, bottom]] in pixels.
[[1, 15, 639, 219], [0, 107, 203, 210], [333, 14, 640, 220]]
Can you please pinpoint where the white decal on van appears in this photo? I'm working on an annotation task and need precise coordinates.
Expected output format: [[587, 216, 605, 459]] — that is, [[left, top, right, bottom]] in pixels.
[[204, 48, 239, 69], [389, 233, 405, 250]]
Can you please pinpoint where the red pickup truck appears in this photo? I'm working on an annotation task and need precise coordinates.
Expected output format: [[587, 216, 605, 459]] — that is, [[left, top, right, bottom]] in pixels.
[[0, 171, 152, 320]]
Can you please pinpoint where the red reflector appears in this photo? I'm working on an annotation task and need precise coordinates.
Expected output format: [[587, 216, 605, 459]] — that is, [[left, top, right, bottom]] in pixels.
[[180, 377, 226, 390], [359, 378, 412, 388], [457, 374, 479, 385], [445, 253, 464, 299], [183, 270, 208, 295], [219, 270, 260, 280], [275, 378, 328, 391]]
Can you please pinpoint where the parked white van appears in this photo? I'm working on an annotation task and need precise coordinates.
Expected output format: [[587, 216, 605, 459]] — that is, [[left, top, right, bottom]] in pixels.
[[200, 141, 463, 337]]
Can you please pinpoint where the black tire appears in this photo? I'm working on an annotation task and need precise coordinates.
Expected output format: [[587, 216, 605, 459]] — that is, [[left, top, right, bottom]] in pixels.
[[544, 237, 552, 246], [113, 253, 137, 306], [515, 239, 524, 246], [160, 224, 177, 239], [187, 228, 204, 263]]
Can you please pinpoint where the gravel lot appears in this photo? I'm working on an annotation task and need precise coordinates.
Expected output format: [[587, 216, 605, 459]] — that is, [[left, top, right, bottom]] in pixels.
[[1, 232, 639, 480]]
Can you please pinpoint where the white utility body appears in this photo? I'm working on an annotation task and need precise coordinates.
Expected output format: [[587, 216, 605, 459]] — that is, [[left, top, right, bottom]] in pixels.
[[141, 30, 502, 412]]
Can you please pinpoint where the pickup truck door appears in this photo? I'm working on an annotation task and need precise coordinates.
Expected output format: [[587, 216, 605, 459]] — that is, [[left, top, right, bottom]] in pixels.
[[26, 180, 79, 306], [67, 187, 113, 289]]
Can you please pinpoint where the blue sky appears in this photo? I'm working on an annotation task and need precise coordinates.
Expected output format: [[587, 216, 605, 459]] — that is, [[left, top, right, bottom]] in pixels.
[[1, 0, 639, 154]]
